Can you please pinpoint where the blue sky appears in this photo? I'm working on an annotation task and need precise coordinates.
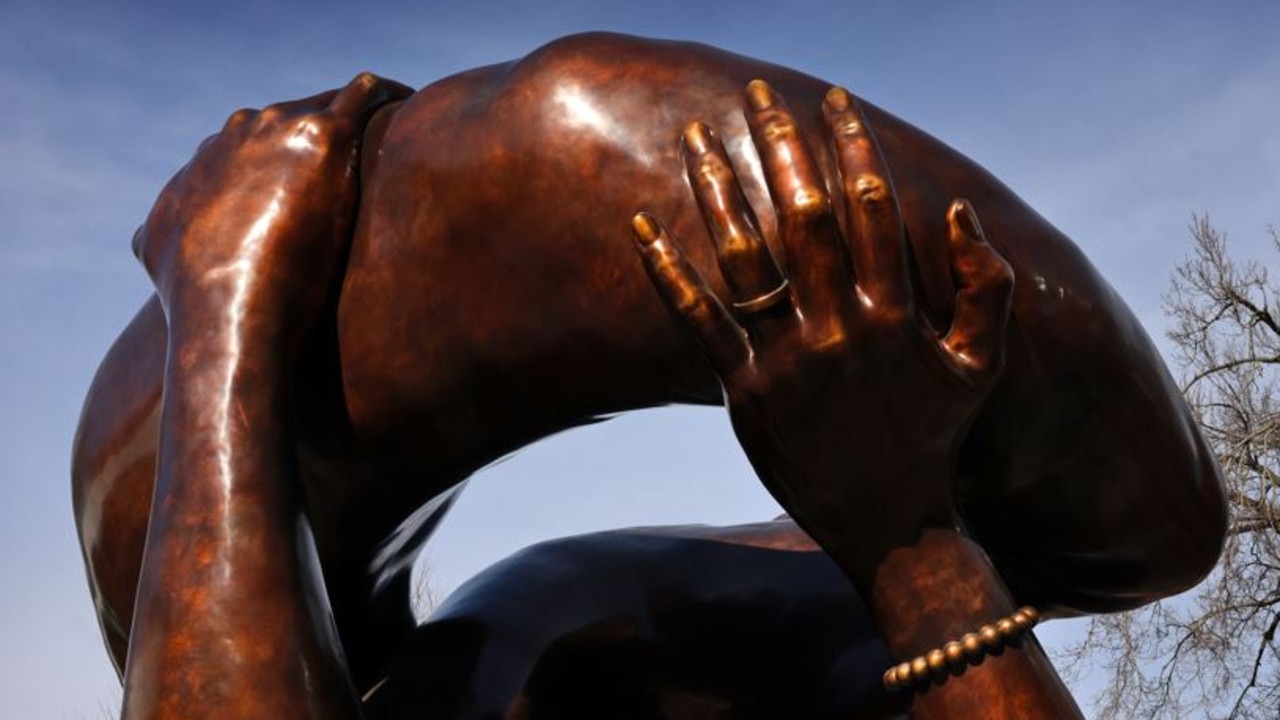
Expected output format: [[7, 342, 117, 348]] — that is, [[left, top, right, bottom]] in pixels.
[[2, 0, 1277, 717]]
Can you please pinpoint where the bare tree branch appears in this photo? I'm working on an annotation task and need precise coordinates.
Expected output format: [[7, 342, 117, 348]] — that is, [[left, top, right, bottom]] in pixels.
[[1060, 214, 1280, 719], [1229, 612, 1279, 719]]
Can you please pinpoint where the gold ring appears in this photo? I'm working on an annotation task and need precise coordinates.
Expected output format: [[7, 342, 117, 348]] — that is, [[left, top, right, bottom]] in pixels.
[[732, 279, 791, 315]]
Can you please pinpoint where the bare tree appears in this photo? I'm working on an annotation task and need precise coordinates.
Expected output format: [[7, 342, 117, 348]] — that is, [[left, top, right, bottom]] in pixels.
[[1059, 215, 1280, 719]]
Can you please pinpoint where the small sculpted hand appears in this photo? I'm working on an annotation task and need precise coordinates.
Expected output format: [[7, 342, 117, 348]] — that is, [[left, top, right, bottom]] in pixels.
[[133, 73, 412, 346], [631, 81, 1014, 588]]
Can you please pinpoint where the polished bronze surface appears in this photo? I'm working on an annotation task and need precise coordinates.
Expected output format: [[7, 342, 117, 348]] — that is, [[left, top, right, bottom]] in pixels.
[[70, 32, 1227, 718], [634, 78, 1083, 716], [114, 73, 413, 720], [881, 606, 1040, 693], [365, 519, 905, 720]]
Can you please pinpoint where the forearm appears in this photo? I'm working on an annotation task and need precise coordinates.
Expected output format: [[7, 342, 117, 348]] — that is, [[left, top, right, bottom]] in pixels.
[[117, 73, 409, 720], [633, 78, 1080, 717], [778, 462, 1083, 718], [870, 529, 1084, 719], [122, 320, 359, 720]]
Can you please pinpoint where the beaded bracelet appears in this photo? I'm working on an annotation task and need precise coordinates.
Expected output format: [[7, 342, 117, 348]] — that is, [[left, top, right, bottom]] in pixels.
[[882, 606, 1040, 692]]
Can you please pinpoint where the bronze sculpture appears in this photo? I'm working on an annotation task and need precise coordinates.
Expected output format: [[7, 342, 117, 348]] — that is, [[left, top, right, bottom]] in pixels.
[[628, 80, 1074, 717], [364, 517, 904, 720], [70, 32, 1228, 718]]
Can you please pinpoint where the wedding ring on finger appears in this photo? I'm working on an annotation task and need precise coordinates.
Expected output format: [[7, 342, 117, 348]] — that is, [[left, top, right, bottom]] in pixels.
[[732, 279, 792, 316]]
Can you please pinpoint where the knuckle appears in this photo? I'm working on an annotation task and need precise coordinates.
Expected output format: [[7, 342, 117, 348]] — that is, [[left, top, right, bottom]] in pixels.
[[662, 275, 703, 316], [868, 305, 913, 331], [782, 186, 830, 224], [848, 174, 901, 229], [758, 111, 799, 144], [832, 115, 865, 139], [351, 71, 379, 90], [851, 173, 892, 208], [720, 228, 762, 259], [678, 291, 717, 325], [224, 108, 256, 128], [803, 326, 851, 356], [691, 154, 735, 190], [975, 255, 1015, 294], [856, 291, 913, 332], [257, 105, 283, 125]]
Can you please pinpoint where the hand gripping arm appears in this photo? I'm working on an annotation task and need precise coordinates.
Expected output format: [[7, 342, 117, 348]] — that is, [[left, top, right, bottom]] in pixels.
[[631, 80, 1084, 719], [123, 74, 411, 720]]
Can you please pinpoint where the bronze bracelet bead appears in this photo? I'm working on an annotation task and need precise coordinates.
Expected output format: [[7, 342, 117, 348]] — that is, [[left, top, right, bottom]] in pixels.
[[960, 632, 984, 661], [1011, 610, 1033, 632], [926, 649, 947, 673], [943, 640, 965, 666], [882, 606, 1042, 694], [978, 624, 1002, 650]]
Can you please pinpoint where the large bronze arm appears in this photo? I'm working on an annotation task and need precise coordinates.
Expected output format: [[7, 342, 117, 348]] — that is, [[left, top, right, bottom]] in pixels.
[[341, 32, 1225, 607]]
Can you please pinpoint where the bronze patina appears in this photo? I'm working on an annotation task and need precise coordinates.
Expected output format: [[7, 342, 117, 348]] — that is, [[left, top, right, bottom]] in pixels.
[[71, 33, 1227, 719]]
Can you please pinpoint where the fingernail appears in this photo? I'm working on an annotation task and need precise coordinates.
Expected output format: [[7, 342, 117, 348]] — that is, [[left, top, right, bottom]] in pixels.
[[682, 122, 714, 155], [745, 79, 774, 111], [825, 86, 851, 112], [632, 212, 662, 245], [953, 199, 984, 240]]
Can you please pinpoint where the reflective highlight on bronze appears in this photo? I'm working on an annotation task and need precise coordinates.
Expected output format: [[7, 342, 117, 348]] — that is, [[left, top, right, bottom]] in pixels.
[[635, 77, 1081, 717], [68, 33, 1226, 720]]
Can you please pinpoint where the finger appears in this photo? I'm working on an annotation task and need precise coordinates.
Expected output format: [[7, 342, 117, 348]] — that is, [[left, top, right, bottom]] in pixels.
[[327, 72, 414, 129], [823, 86, 912, 315], [682, 122, 793, 333], [743, 79, 847, 319], [222, 107, 258, 132], [941, 200, 1014, 385], [260, 89, 341, 119], [632, 212, 751, 376]]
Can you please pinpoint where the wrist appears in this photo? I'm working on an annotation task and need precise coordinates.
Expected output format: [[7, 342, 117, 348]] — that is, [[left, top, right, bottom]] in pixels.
[[166, 303, 299, 374], [866, 528, 1016, 659], [159, 322, 295, 470], [782, 454, 958, 587], [865, 533, 1085, 719], [161, 273, 315, 355]]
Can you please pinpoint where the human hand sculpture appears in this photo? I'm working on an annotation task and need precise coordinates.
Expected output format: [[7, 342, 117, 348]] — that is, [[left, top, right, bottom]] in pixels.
[[134, 73, 412, 344], [633, 81, 1085, 719], [631, 80, 1013, 588], [123, 73, 410, 720]]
